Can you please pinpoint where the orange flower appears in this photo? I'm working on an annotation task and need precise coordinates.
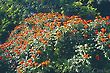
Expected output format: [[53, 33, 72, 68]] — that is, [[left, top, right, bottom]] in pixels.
[[42, 40, 48, 45], [101, 28, 106, 33], [100, 33, 104, 36], [17, 67, 22, 73], [0, 40, 13, 48], [16, 51, 20, 55], [87, 20, 92, 23], [17, 45, 22, 49], [31, 54, 36, 58], [108, 34, 110, 39], [41, 60, 50, 66], [29, 62, 33, 67], [50, 25, 54, 30], [84, 25, 88, 29], [27, 59, 32, 63], [23, 40, 28, 45], [45, 32, 50, 39], [33, 62, 38, 66], [37, 32, 43, 36], [56, 31, 62, 38], [71, 29, 77, 33], [39, 38, 48, 44], [106, 22, 110, 25], [33, 33, 38, 38], [100, 37, 107, 42], [82, 20, 88, 25], [21, 45, 26, 51], [63, 22, 68, 27], [39, 38, 44, 42], [25, 62, 29, 67], [0, 44, 2, 48], [30, 48, 34, 53], [36, 50, 42, 55], [106, 16, 110, 20], [14, 49, 20, 55], [19, 61, 24, 65], [56, 22, 61, 27], [83, 54, 89, 59], [99, 16, 103, 19], [44, 23, 50, 27], [73, 21, 80, 24], [102, 17, 106, 20]]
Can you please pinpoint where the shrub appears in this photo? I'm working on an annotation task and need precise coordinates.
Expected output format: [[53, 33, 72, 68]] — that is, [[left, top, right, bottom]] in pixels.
[[0, 13, 110, 73]]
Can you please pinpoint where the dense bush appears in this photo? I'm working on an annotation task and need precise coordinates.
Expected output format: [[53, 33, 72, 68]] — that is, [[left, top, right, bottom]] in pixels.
[[0, 13, 110, 73], [0, 0, 98, 43]]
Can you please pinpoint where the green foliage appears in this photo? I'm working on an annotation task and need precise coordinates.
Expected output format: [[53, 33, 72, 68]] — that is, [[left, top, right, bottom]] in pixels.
[[93, 0, 110, 16], [0, 0, 39, 43], [39, 0, 98, 18]]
